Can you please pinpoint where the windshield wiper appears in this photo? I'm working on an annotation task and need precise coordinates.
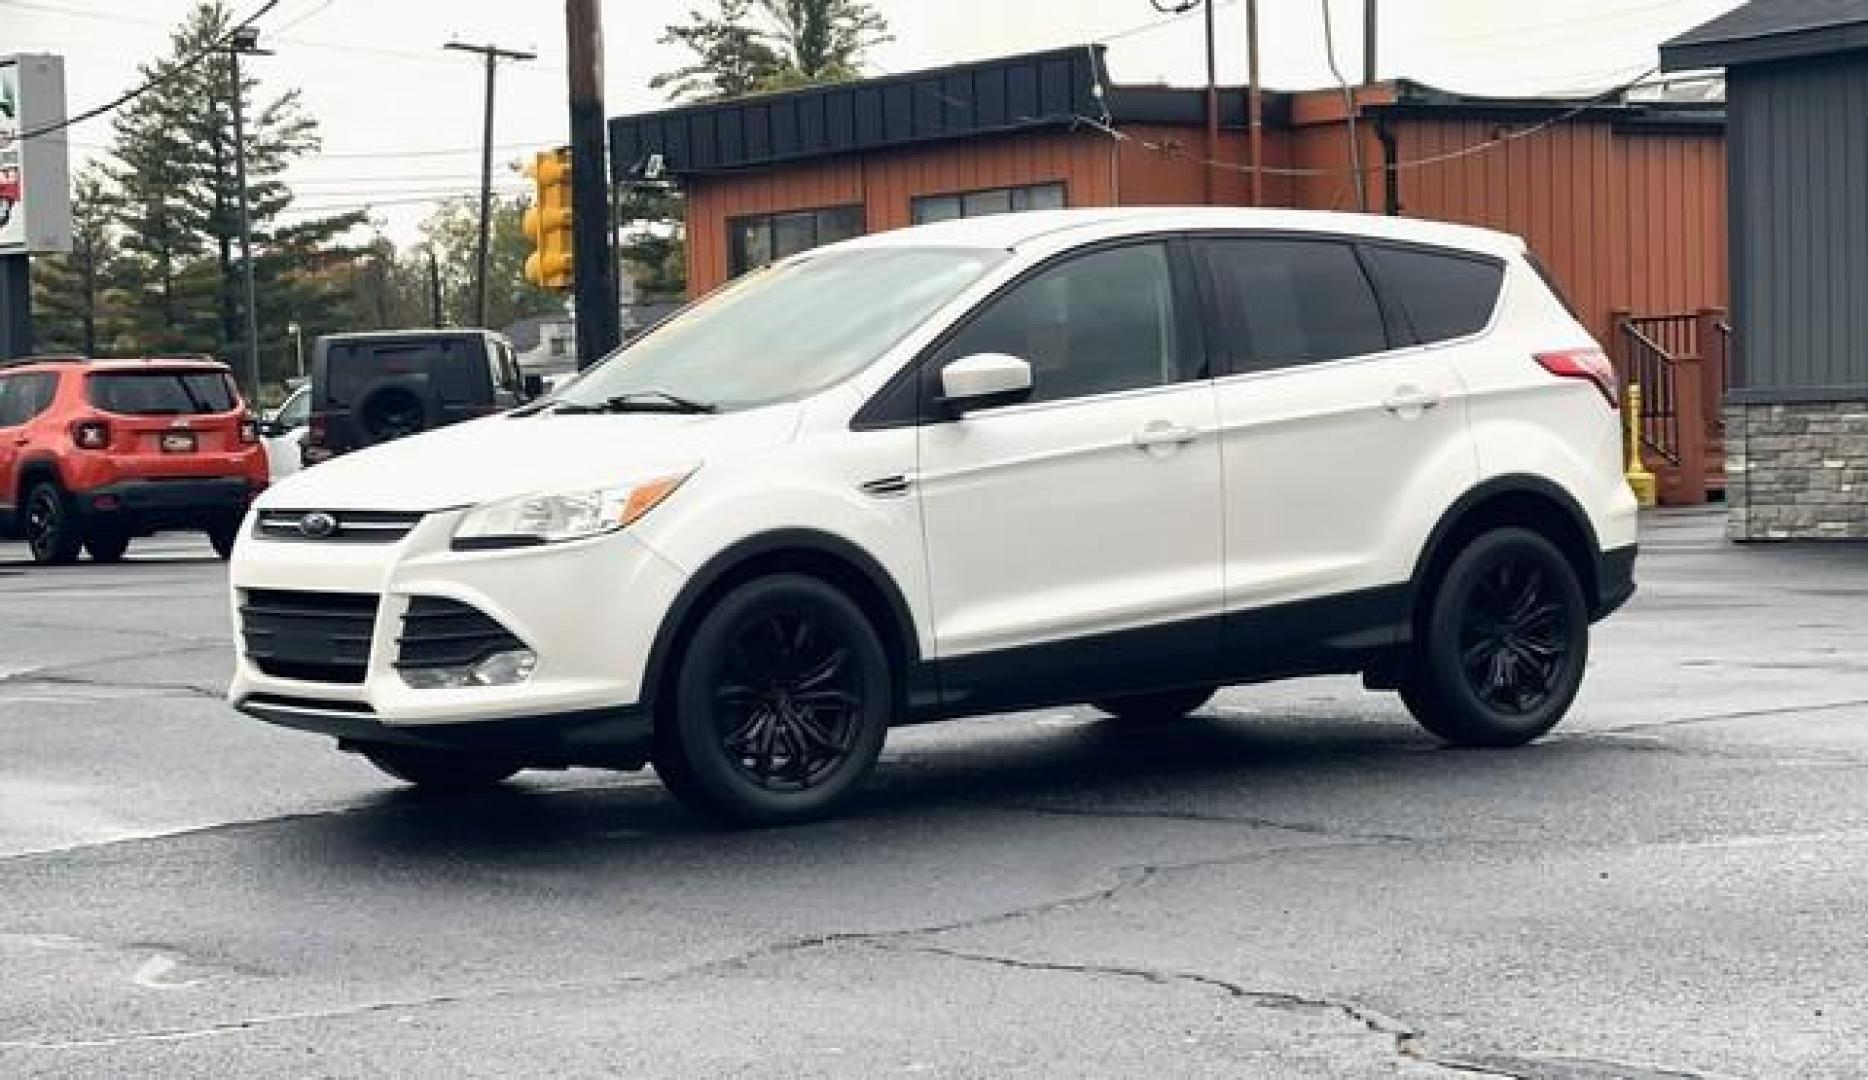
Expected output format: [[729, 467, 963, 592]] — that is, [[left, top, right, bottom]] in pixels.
[[551, 391, 717, 415]]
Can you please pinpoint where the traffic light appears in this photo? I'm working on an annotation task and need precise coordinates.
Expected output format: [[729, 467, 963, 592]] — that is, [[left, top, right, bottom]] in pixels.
[[522, 148, 574, 290]]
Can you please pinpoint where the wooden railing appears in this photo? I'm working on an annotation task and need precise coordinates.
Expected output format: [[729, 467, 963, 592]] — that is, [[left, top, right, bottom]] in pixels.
[[1621, 322, 1682, 465], [1611, 308, 1728, 505]]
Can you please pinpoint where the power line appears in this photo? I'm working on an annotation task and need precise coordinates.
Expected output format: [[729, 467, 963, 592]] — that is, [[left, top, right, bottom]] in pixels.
[[1077, 66, 1664, 179], [16, 0, 286, 141]]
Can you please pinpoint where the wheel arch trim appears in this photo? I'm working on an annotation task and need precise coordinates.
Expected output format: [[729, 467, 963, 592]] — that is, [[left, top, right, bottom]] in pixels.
[[638, 528, 923, 718], [1407, 474, 1608, 619]]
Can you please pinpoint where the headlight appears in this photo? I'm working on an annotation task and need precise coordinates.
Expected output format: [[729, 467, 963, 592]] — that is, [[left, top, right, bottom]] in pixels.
[[451, 471, 693, 550]]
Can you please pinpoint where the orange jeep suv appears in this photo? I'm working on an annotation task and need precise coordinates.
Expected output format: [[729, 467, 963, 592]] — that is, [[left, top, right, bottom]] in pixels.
[[0, 357, 269, 564]]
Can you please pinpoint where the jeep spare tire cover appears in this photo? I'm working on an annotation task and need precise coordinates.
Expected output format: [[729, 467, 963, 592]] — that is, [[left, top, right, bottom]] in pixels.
[[355, 379, 435, 445]]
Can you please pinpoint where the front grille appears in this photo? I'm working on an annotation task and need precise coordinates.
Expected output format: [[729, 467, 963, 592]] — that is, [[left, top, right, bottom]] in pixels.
[[396, 597, 527, 671], [255, 509, 424, 544], [240, 589, 380, 684]]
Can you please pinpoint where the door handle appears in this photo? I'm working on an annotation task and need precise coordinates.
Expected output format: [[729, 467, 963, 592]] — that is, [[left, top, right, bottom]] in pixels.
[[1132, 421, 1199, 450], [1381, 388, 1444, 415]]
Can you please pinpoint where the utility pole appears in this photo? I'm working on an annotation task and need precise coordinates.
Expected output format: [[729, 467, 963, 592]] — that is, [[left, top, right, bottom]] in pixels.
[[1202, 0, 1218, 205], [1364, 0, 1379, 85], [566, 0, 618, 367], [444, 40, 536, 330], [1246, 0, 1263, 207], [228, 26, 271, 402], [426, 248, 444, 326]]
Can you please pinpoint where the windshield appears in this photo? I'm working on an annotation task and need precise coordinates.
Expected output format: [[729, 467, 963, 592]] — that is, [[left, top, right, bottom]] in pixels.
[[556, 247, 1004, 412]]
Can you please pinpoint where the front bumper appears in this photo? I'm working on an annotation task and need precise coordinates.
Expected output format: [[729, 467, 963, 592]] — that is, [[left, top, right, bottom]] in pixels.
[[234, 695, 652, 767], [227, 508, 688, 751]]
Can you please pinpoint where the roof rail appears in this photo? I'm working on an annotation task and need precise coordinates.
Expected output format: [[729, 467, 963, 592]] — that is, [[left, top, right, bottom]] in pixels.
[[0, 354, 88, 370]]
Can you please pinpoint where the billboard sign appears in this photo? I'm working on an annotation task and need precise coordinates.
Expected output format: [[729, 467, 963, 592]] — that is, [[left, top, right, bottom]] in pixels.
[[0, 54, 72, 255]]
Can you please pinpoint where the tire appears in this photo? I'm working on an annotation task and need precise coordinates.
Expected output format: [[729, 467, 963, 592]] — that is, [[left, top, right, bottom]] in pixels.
[[360, 745, 521, 791], [1399, 527, 1589, 747], [654, 574, 892, 826], [1092, 685, 1217, 723], [207, 520, 240, 560], [23, 482, 82, 566], [84, 528, 131, 563]]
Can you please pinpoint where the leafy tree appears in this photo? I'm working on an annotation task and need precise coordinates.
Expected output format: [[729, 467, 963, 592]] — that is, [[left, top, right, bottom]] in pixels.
[[653, 0, 889, 101], [107, 1, 364, 387], [759, 0, 890, 84], [617, 184, 687, 298], [652, 0, 785, 101], [418, 194, 565, 331], [30, 168, 124, 356]]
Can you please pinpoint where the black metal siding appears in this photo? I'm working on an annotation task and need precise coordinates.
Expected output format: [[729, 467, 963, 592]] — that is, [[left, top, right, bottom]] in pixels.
[[610, 46, 1109, 180], [1728, 52, 1868, 398]]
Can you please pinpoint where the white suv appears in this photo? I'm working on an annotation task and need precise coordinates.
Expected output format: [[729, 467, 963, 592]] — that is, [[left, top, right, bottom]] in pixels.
[[229, 208, 1636, 824]]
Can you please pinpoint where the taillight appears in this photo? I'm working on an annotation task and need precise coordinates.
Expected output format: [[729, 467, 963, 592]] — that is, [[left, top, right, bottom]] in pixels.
[[239, 418, 260, 445], [1534, 348, 1619, 409], [72, 420, 111, 450], [307, 412, 327, 447]]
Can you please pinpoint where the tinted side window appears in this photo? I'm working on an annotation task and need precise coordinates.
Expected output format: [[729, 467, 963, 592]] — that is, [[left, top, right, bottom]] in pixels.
[[0, 373, 59, 425], [1201, 238, 1389, 374], [936, 243, 1197, 406], [1365, 245, 1504, 343]]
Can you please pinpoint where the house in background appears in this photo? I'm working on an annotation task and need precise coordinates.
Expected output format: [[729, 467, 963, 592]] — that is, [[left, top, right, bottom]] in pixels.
[[1664, 0, 1868, 540], [503, 313, 577, 381], [610, 44, 1730, 502]]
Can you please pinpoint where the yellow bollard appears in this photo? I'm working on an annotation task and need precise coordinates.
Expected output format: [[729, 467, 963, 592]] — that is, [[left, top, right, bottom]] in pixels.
[[1624, 383, 1658, 508]]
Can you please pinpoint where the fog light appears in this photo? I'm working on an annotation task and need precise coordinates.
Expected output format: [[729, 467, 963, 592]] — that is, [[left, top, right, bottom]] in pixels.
[[401, 649, 538, 690]]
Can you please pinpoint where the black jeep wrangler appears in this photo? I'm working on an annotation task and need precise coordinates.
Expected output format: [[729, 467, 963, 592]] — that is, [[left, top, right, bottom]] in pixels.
[[303, 330, 540, 464]]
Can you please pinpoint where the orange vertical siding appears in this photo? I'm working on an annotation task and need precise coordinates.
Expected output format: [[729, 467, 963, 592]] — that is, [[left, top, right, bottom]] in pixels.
[[683, 131, 1116, 296], [1382, 116, 1728, 347]]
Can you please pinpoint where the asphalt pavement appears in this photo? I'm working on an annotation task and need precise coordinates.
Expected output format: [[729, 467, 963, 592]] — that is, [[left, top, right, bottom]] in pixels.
[[1, 512, 1865, 1078]]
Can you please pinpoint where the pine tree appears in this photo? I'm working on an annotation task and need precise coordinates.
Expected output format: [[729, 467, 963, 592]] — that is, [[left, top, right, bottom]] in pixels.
[[30, 169, 122, 356], [108, 1, 363, 384], [653, 0, 888, 102]]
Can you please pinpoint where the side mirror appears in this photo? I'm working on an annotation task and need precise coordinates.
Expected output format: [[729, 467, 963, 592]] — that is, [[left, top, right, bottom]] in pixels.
[[938, 353, 1033, 416], [257, 419, 285, 438], [522, 374, 546, 400]]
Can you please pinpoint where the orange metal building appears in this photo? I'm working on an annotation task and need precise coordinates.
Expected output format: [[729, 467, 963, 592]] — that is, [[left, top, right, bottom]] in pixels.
[[611, 47, 1729, 500]]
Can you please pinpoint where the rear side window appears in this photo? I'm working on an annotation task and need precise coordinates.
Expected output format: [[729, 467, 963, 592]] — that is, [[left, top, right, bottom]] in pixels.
[[323, 339, 488, 406], [1200, 238, 1390, 374], [88, 370, 238, 416], [1364, 245, 1505, 343], [0, 373, 58, 426]]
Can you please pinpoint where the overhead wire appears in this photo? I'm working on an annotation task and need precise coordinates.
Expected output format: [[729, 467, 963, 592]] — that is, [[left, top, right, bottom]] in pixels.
[[15, 0, 286, 141]]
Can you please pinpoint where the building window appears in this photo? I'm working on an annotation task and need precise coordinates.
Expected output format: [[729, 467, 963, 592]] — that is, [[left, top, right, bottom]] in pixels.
[[912, 182, 1066, 225], [549, 337, 568, 358], [728, 205, 865, 276]]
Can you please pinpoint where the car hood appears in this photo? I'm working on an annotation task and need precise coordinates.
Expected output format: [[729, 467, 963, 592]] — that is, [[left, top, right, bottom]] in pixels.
[[258, 405, 802, 512]]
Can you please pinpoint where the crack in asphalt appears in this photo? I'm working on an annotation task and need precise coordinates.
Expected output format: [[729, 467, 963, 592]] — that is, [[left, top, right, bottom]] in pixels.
[[1564, 696, 1868, 740], [0, 642, 226, 695], [0, 671, 224, 702], [990, 802, 1425, 843]]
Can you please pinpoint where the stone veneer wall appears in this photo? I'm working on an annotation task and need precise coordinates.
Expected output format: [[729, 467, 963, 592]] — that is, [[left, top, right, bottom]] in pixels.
[[1725, 401, 1868, 541]]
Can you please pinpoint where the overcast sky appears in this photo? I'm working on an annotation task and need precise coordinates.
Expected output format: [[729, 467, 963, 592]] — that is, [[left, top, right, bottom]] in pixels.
[[8, 0, 1741, 243]]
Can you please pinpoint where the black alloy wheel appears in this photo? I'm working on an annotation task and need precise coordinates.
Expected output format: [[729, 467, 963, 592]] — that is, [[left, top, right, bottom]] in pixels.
[[1399, 527, 1588, 747], [657, 574, 891, 826], [24, 483, 82, 566]]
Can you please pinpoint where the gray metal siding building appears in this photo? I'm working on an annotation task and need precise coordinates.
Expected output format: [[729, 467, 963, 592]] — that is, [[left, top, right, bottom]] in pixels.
[[1664, 0, 1868, 539]]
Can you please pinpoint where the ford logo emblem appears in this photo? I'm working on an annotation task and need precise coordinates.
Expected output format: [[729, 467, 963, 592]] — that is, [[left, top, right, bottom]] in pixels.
[[298, 512, 339, 540]]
